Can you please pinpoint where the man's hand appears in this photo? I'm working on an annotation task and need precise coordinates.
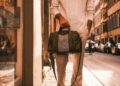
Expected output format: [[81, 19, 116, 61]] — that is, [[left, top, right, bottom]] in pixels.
[[87, 20, 93, 33], [55, 13, 70, 28]]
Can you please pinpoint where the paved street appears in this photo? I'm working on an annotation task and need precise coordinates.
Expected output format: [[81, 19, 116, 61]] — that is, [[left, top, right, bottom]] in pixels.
[[0, 68, 15, 86], [42, 52, 120, 86], [0, 64, 15, 86], [84, 52, 120, 86]]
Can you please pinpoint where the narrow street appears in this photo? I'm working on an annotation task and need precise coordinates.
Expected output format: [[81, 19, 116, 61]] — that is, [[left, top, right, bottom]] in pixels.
[[42, 53, 120, 86]]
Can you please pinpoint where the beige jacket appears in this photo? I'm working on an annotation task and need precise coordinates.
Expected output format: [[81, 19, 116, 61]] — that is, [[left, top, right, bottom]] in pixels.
[[51, 0, 95, 33]]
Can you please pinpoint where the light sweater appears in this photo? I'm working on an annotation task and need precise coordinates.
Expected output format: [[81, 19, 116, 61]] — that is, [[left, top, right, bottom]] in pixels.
[[51, 0, 95, 33]]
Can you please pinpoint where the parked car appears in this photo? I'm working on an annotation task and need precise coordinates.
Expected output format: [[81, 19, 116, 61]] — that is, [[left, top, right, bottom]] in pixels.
[[105, 42, 120, 55], [95, 43, 104, 52], [94, 43, 99, 51], [99, 43, 105, 52]]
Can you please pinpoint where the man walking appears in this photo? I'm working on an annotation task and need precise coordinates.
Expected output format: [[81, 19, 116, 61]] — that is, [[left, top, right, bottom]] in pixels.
[[51, 0, 95, 85]]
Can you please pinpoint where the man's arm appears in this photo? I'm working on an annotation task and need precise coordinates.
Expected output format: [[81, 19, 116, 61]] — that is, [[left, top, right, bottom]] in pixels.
[[51, 0, 70, 28], [86, 0, 95, 32]]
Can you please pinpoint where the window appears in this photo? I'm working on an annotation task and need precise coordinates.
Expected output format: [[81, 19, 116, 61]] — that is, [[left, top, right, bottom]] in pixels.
[[113, 13, 117, 29], [107, 11, 120, 31], [107, 0, 119, 8], [118, 36, 120, 42], [119, 11, 120, 26], [117, 11, 119, 27], [107, 0, 115, 8], [102, 8, 108, 19], [103, 22, 108, 33]]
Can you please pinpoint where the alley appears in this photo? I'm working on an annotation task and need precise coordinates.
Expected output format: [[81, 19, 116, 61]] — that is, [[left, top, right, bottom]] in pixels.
[[42, 53, 120, 86]]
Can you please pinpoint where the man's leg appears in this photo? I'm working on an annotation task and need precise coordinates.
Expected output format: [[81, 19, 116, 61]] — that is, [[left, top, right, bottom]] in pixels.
[[56, 54, 68, 86], [71, 53, 82, 86], [71, 34, 88, 86]]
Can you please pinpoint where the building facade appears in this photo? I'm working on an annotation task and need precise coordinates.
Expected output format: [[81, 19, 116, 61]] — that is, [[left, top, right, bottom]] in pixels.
[[94, 0, 120, 44]]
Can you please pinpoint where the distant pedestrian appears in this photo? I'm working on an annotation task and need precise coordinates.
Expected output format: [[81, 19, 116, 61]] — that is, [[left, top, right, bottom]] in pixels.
[[88, 39, 93, 55]]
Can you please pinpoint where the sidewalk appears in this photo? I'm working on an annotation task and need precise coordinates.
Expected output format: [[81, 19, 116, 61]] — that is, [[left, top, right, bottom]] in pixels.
[[0, 63, 15, 86], [0, 68, 15, 86], [42, 62, 103, 86]]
